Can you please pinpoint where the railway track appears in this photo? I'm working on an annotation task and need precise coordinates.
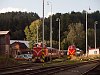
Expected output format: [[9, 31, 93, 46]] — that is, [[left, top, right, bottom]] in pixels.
[[0, 63, 42, 74], [0, 60, 99, 75], [83, 62, 100, 75]]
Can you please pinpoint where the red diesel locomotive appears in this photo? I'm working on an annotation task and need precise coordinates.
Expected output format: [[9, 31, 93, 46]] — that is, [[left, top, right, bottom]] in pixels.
[[32, 43, 64, 62], [67, 45, 76, 55], [32, 43, 47, 62]]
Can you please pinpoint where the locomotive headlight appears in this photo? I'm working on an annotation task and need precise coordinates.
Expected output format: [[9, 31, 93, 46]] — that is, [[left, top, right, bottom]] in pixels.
[[32, 59, 35, 62], [40, 59, 44, 62], [38, 57, 40, 59]]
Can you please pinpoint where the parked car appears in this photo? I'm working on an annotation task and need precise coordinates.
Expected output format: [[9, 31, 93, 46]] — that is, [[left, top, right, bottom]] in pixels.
[[15, 54, 32, 61], [76, 48, 83, 56]]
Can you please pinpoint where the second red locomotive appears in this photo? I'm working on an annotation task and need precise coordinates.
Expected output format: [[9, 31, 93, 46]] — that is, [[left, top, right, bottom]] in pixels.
[[67, 45, 76, 55]]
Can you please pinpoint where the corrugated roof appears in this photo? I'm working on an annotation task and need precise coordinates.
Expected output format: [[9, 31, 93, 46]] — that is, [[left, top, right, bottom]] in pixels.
[[11, 42, 28, 49], [10, 40, 29, 48], [0, 31, 9, 35]]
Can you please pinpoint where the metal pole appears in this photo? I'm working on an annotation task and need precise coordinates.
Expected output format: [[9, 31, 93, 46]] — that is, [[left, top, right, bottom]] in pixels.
[[43, 0, 44, 48], [56, 18, 60, 51], [50, 2, 52, 51], [94, 21, 98, 49], [59, 19, 60, 51], [94, 22, 96, 49], [47, 1, 52, 50], [37, 25, 38, 43], [86, 11, 88, 57], [47, 1, 52, 62]]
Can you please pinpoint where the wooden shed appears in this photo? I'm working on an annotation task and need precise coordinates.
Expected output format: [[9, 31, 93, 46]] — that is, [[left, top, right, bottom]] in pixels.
[[10, 41, 29, 57], [0, 31, 10, 56]]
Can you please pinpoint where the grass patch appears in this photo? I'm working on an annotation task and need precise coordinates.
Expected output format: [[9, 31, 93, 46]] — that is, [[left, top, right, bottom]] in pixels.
[[0, 56, 20, 68], [70, 55, 100, 62]]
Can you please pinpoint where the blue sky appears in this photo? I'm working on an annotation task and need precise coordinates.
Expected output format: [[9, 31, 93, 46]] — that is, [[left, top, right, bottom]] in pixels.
[[0, 0, 100, 17]]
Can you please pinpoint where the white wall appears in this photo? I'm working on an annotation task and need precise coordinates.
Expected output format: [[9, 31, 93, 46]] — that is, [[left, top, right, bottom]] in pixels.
[[88, 49, 99, 55]]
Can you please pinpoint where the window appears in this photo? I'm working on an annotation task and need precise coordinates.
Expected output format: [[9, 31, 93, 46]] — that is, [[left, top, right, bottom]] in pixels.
[[94, 51, 97, 54]]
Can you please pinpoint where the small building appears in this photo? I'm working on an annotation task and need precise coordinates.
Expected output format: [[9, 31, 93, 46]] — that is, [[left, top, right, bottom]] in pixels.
[[0, 31, 10, 56], [10, 42, 29, 57], [88, 48, 100, 55], [10, 40, 29, 48]]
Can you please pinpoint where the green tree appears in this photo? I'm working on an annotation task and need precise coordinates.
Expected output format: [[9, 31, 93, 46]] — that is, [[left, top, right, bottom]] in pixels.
[[24, 19, 42, 49], [75, 23, 85, 49], [0, 12, 40, 40], [67, 23, 76, 45], [67, 23, 85, 49], [61, 37, 68, 50], [87, 28, 95, 48]]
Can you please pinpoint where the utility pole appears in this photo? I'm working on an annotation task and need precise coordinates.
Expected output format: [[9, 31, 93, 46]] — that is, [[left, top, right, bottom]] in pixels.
[[86, 11, 88, 57], [43, 0, 44, 48], [47, 1, 52, 62], [37, 25, 38, 43], [56, 18, 60, 51], [94, 21, 98, 49], [42, 0, 45, 63], [86, 7, 91, 57]]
